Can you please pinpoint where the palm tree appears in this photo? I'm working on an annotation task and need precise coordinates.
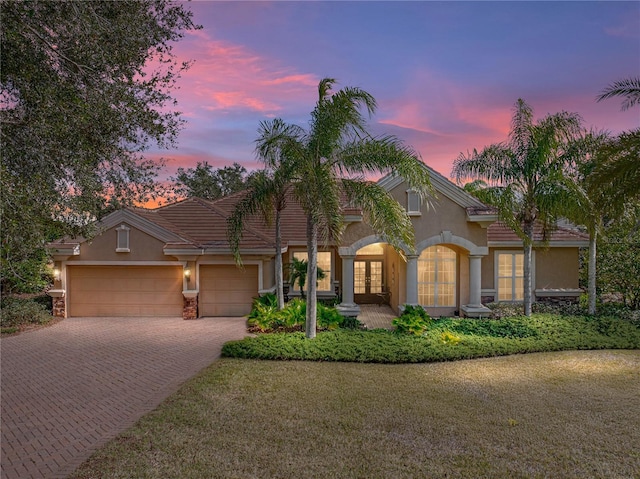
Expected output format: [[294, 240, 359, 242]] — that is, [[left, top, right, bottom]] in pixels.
[[596, 77, 640, 111], [257, 78, 432, 338], [559, 131, 613, 315], [285, 257, 325, 299], [227, 149, 296, 310], [452, 98, 582, 316]]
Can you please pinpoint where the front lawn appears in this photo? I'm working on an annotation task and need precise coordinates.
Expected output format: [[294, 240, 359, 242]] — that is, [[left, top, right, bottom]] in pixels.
[[222, 313, 640, 363], [70, 351, 640, 478]]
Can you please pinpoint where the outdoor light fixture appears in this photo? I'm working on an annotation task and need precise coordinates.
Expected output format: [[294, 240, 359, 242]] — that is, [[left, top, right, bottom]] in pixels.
[[184, 268, 191, 281], [53, 268, 61, 281]]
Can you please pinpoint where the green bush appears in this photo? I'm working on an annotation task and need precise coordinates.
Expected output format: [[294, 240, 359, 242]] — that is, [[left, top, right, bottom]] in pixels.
[[246, 297, 346, 332], [1, 296, 53, 330], [439, 317, 539, 339], [392, 305, 433, 335], [222, 313, 640, 364]]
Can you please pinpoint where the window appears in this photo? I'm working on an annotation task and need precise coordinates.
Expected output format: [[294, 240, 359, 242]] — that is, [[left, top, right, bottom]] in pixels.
[[292, 251, 332, 292], [116, 224, 130, 252], [406, 189, 421, 215], [418, 246, 456, 307], [497, 252, 524, 301]]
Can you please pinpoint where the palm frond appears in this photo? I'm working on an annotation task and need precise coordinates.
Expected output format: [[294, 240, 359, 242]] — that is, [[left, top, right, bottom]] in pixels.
[[341, 179, 415, 252], [596, 77, 640, 111]]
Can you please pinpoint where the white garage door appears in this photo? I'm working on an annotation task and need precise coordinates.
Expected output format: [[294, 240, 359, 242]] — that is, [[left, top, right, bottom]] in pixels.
[[68, 265, 183, 317], [199, 265, 258, 317]]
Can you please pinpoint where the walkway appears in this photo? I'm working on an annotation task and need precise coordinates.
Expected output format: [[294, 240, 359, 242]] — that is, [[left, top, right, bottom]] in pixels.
[[358, 304, 396, 330], [1, 316, 248, 479]]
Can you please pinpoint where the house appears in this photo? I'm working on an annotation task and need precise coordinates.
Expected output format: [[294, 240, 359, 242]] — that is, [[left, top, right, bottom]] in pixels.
[[47, 166, 588, 320]]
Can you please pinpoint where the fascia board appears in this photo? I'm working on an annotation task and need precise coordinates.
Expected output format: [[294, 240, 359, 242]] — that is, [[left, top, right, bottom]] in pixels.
[[488, 241, 589, 248]]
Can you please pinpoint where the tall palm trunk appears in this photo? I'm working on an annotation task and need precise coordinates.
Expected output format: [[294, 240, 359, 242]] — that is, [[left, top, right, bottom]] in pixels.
[[523, 221, 534, 317], [588, 230, 597, 315], [275, 208, 284, 310], [305, 214, 318, 339]]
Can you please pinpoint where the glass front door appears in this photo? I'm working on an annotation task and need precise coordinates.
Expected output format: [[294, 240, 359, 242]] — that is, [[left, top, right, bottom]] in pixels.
[[354, 260, 384, 304]]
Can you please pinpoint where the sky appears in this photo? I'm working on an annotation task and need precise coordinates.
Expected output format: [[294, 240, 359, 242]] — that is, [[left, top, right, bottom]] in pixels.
[[149, 1, 640, 182]]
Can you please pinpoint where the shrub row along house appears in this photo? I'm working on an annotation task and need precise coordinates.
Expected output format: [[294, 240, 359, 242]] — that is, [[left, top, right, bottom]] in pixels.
[[47, 166, 588, 320]]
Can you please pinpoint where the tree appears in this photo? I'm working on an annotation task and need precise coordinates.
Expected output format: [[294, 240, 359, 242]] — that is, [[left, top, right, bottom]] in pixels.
[[597, 202, 640, 309], [256, 78, 432, 338], [452, 99, 582, 316], [227, 148, 297, 310], [285, 257, 325, 299], [596, 77, 640, 111], [1, 1, 198, 292], [593, 77, 640, 209], [560, 132, 612, 315], [171, 162, 251, 201]]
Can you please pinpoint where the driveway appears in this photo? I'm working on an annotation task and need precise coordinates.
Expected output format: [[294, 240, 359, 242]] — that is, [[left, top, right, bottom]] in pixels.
[[1, 316, 248, 479]]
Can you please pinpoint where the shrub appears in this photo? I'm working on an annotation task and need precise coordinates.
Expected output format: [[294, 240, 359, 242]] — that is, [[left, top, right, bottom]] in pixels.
[[392, 305, 433, 335], [222, 313, 640, 364], [0, 296, 52, 330], [317, 303, 343, 330], [340, 315, 363, 330], [247, 301, 282, 332], [442, 317, 539, 339], [279, 299, 306, 329]]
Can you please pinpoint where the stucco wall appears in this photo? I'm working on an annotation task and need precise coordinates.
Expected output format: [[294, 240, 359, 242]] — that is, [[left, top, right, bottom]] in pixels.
[[535, 248, 580, 289], [76, 224, 168, 262]]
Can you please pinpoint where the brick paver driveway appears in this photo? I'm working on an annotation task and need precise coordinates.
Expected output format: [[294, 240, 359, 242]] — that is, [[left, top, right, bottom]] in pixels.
[[1, 316, 248, 479]]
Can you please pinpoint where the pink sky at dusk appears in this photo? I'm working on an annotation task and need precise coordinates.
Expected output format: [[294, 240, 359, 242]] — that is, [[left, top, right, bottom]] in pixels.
[[148, 1, 640, 183]]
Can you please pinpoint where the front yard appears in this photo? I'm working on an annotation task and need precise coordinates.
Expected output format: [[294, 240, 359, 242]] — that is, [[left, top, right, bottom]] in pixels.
[[70, 350, 640, 478]]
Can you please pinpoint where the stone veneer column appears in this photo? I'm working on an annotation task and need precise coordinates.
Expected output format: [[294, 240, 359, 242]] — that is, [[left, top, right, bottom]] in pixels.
[[468, 255, 483, 307], [182, 295, 198, 320], [405, 254, 419, 305], [52, 297, 66, 318]]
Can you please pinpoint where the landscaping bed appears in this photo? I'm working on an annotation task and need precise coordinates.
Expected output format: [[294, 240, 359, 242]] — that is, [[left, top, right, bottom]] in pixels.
[[223, 312, 640, 363]]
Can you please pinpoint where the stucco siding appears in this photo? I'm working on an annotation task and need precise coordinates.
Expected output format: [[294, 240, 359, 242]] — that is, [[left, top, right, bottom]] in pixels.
[[76, 224, 167, 262], [535, 248, 580, 290]]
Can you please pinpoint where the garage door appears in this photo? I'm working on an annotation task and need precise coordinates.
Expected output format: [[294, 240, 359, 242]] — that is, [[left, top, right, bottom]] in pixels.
[[68, 266, 183, 317], [199, 265, 258, 317]]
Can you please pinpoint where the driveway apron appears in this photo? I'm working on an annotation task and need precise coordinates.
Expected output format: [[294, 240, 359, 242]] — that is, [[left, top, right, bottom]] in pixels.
[[1, 316, 248, 479]]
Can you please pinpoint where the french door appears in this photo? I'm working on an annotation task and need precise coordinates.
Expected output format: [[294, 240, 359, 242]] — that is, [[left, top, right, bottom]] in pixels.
[[354, 260, 384, 304]]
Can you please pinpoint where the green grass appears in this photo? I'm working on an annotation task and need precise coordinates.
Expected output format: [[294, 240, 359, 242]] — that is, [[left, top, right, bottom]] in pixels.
[[222, 314, 640, 363], [70, 351, 640, 478]]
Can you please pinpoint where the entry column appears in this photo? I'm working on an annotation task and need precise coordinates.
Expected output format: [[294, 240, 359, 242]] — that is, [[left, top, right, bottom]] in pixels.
[[461, 254, 492, 318], [405, 254, 419, 305], [336, 254, 360, 317]]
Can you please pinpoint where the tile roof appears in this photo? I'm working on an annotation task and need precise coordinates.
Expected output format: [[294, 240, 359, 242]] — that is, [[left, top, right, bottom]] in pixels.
[[487, 221, 589, 244]]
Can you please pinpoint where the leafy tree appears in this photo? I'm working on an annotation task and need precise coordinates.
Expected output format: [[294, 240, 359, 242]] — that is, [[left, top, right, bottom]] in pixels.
[[171, 162, 250, 201], [452, 99, 583, 316], [1, 0, 198, 292], [597, 202, 640, 309], [256, 78, 431, 338]]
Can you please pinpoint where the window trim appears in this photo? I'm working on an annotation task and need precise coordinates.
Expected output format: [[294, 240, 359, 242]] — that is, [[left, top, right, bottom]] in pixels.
[[494, 250, 535, 302], [291, 250, 334, 294], [116, 224, 130, 253], [417, 245, 457, 307], [406, 189, 422, 216]]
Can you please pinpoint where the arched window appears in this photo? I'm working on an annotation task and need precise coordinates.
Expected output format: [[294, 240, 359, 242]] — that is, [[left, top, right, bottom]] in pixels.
[[418, 245, 456, 307]]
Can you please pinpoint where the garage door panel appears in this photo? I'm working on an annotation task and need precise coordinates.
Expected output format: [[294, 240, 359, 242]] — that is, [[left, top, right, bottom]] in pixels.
[[200, 265, 257, 317], [68, 266, 183, 317]]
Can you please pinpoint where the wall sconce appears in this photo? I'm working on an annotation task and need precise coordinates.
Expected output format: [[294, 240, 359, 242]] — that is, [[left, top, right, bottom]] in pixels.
[[184, 268, 191, 282], [53, 268, 61, 281]]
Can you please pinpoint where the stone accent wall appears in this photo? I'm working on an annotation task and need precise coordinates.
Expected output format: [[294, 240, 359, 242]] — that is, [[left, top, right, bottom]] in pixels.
[[481, 295, 495, 305], [52, 297, 66, 318], [535, 295, 579, 305], [183, 295, 198, 320]]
